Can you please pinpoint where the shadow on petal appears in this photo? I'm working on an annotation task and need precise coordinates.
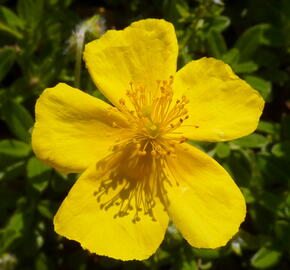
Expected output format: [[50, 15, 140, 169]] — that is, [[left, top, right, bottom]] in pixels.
[[92, 143, 172, 223]]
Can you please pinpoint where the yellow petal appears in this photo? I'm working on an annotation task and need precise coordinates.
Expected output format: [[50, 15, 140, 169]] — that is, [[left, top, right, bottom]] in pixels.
[[32, 83, 125, 173], [165, 143, 246, 248], [84, 19, 178, 107], [54, 153, 169, 261], [173, 57, 264, 141]]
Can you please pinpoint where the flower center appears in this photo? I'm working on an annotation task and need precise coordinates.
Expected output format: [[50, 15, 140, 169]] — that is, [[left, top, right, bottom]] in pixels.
[[97, 76, 189, 223], [114, 76, 189, 158]]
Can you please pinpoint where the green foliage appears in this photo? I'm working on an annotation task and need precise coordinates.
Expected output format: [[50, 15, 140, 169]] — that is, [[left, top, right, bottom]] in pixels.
[[0, 0, 290, 269], [0, 47, 16, 82]]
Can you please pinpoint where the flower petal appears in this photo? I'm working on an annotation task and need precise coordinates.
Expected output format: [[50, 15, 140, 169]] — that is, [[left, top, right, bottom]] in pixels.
[[32, 83, 125, 173], [84, 19, 178, 107], [173, 57, 264, 141], [165, 143, 246, 248], [54, 161, 169, 261]]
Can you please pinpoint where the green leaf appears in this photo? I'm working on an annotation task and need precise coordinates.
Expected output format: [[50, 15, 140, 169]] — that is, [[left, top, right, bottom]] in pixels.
[[192, 248, 220, 259], [215, 142, 230, 158], [271, 141, 290, 161], [0, 211, 24, 253], [176, 3, 191, 19], [0, 160, 26, 182], [210, 16, 230, 32], [0, 47, 16, 82], [0, 5, 23, 38], [37, 200, 57, 219], [27, 157, 52, 192], [257, 154, 290, 184], [238, 230, 262, 250], [257, 121, 280, 135], [0, 139, 30, 158], [251, 247, 282, 269], [222, 48, 240, 65], [258, 192, 284, 213], [180, 259, 198, 270], [227, 150, 252, 186], [240, 187, 255, 204], [235, 24, 271, 60], [231, 134, 268, 148], [233, 61, 258, 74], [206, 30, 227, 58], [244, 75, 272, 101], [1, 100, 34, 142], [274, 220, 290, 245], [17, 0, 44, 30]]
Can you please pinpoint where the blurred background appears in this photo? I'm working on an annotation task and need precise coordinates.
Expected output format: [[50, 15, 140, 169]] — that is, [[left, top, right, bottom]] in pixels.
[[0, 0, 290, 269]]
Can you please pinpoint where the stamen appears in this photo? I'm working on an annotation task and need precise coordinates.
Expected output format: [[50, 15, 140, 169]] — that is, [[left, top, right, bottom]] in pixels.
[[112, 121, 119, 128], [138, 150, 147, 156], [98, 76, 195, 222]]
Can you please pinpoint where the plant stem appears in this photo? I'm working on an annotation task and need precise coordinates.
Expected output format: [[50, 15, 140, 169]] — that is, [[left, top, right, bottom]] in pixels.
[[74, 31, 85, 89]]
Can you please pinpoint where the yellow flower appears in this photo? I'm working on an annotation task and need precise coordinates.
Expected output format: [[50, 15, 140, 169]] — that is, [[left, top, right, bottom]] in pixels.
[[32, 19, 264, 261]]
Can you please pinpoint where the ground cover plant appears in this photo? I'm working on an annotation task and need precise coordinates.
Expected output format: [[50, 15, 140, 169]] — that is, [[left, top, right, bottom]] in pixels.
[[0, 0, 290, 269]]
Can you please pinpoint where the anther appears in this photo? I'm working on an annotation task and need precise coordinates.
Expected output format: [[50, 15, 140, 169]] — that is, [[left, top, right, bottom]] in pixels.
[[138, 150, 147, 156], [179, 137, 188, 143], [160, 150, 167, 156], [119, 98, 125, 105], [182, 95, 189, 104]]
